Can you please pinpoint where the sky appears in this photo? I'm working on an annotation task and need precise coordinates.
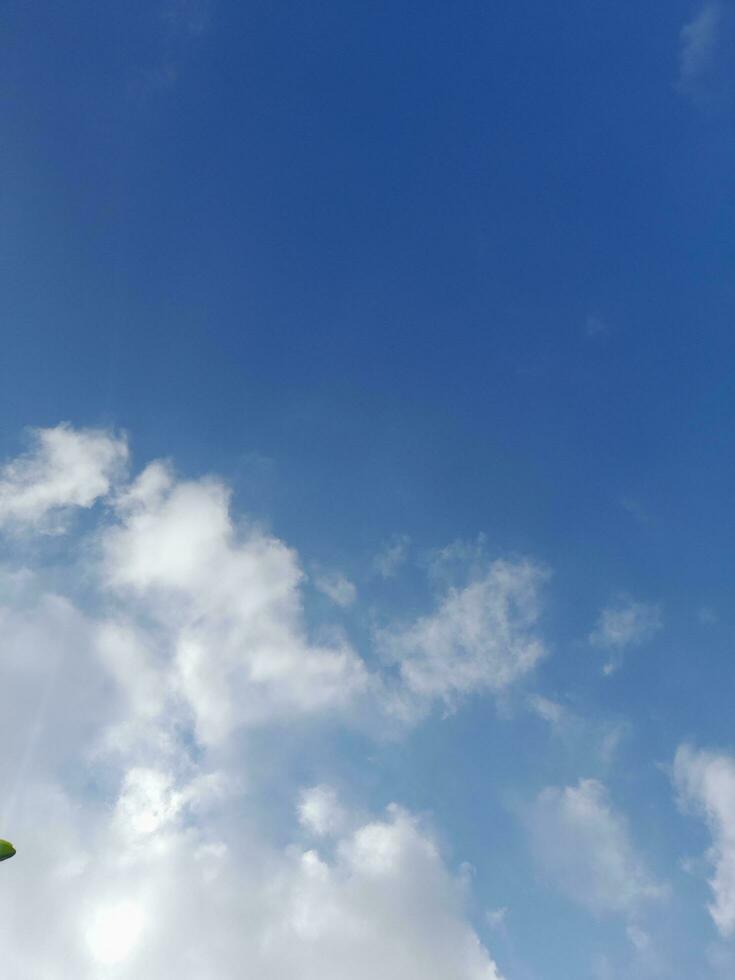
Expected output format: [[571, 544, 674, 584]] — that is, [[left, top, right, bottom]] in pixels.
[[1, 2, 735, 977]]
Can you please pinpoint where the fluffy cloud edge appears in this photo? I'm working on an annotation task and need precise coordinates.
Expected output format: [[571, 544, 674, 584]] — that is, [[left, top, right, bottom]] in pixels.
[[0, 424, 128, 533], [673, 744, 735, 937]]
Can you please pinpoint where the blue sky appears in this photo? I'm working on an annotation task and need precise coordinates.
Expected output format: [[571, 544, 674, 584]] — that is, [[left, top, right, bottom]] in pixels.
[[1, 2, 735, 977]]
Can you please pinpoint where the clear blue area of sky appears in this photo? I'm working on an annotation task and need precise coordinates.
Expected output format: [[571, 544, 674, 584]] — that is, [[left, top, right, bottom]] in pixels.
[[2, 3, 734, 976]]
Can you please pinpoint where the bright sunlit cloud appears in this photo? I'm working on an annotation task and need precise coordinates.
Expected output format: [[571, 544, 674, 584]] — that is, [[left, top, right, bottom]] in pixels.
[[0, 425, 519, 979], [85, 899, 145, 966]]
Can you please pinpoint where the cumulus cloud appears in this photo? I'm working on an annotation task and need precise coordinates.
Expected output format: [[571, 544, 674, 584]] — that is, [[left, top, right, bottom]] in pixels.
[[101, 461, 370, 744], [0, 424, 127, 532], [379, 559, 548, 719], [1, 777, 504, 979], [589, 597, 662, 674], [0, 424, 513, 979], [673, 744, 735, 937], [0, 427, 548, 749], [525, 779, 664, 919]]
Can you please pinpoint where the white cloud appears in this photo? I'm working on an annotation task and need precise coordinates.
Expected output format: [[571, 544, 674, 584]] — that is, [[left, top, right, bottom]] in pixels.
[[379, 559, 548, 718], [298, 785, 347, 837], [0, 424, 513, 978], [314, 569, 357, 607], [0, 424, 127, 532], [0, 590, 115, 817], [101, 462, 370, 744], [0, 427, 548, 750], [589, 597, 662, 674], [0, 770, 505, 979], [526, 779, 664, 918], [673, 744, 735, 937]]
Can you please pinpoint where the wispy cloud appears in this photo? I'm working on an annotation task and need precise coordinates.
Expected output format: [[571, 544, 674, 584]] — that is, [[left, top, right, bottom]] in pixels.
[[620, 496, 648, 525], [313, 569, 357, 608], [372, 534, 410, 578], [378, 558, 549, 720], [129, 0, 213, 96], [699, 605, 718, 625], [679, 3, 723, 89], [677, 2, 734, 106], [161, 0, 211, 39], [589, 597, 662, 675], [527, 694, 567, 727], [525, 779, 665, 918]]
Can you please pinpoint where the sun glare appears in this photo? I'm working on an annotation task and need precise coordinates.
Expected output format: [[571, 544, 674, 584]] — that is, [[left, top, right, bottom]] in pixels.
[[85, 900, 145, 966]]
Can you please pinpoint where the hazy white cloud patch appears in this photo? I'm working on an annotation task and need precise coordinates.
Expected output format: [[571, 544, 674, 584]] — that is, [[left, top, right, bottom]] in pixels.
[[625, 922, 651, 951], [526, 779, 665, 921], [486, 906, 509, 932], [527, 694, 567, 727], [0, 424, 127, 533], [589, 597, 662, 674], [708, 940, 735, 976], [313, 569, 357, 607], [620, 495, 648, 524], [677, 1, 735, 105], [378, 558, 548, 720], [679, 3, 723, 86], [162, 0, 211, 38], [673, 744, 735, 937], [129, 0, 213, 96], [426, 535, 490, 584], [526, 695, 629, 768], [698, 605, 718, 625], [598, 721, 630, 765], [373, 534, 410, 578], [0, 590, 113, 824]]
